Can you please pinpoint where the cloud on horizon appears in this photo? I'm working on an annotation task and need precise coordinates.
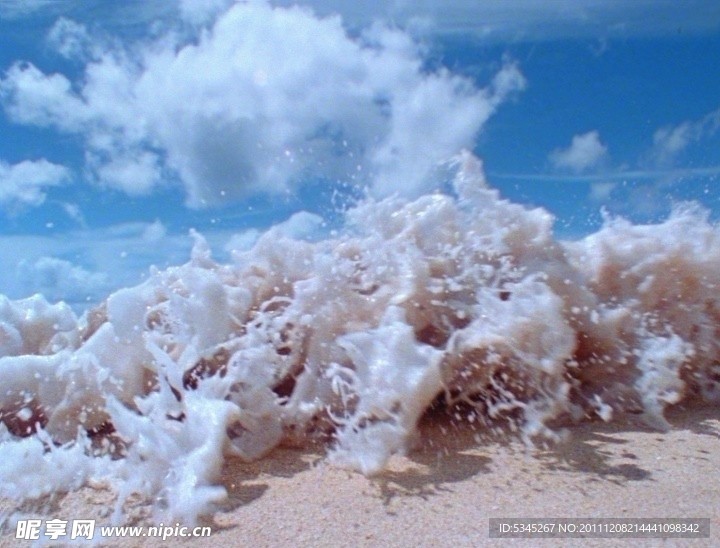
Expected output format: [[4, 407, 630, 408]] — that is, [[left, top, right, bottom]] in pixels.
[[0, 209, 332, 310], [0, 220, 188, 310], [16, 256, 108, 305]]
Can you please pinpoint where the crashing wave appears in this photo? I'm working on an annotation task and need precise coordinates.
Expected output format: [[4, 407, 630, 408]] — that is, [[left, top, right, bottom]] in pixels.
[[0, 152, 718, 523]]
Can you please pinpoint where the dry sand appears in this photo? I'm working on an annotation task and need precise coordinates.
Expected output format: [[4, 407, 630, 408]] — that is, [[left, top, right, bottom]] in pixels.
[[2, 403, 718, 547]]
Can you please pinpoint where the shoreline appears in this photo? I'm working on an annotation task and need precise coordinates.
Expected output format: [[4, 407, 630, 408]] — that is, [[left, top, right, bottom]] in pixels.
[[2, 402, 718, 546]]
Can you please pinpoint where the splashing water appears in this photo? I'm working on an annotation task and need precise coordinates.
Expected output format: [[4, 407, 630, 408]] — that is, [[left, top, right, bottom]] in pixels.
[[0, 152, 718, 523]]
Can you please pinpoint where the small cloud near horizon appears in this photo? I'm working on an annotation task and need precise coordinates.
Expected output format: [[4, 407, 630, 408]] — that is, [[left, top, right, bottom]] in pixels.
[[550, 130, 608, 173]]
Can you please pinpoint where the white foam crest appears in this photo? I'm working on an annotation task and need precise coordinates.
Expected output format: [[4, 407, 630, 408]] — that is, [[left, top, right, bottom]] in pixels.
[[0, 429, 110, 501], [0, 153, 719, 523], [0, 295, 78, 357]]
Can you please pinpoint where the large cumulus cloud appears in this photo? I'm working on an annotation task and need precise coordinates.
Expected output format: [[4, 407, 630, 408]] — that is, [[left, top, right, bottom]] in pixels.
[[1, 1, 524, 206]]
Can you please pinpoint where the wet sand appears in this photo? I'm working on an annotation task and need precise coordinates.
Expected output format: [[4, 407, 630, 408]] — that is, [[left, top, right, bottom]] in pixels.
[[2, 403, 718, 547]]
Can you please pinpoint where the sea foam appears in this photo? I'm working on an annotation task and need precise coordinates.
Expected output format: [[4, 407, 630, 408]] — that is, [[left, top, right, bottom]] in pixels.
[[0, 152, 718, 523]]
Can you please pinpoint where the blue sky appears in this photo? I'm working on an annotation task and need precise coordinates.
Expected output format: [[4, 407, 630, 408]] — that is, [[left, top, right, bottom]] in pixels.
[[0, 0, 719, 310]]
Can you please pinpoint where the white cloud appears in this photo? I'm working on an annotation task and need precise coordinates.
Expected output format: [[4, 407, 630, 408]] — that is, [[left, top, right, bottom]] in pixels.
[[550, 130, 608, 173], [60, 202, 86, 226], [652, 106, 720, 165], [589, 181, 616, 202], [0, 211, 325, 310], [142, 219, 167, 243], [653, 123, 693, 160], [1, 2, 524, 206], [16, 257, 108, 305], [46, 17, 94, 60], [90, 151, 162, 196], [0, 158, 70, 209], [0, 221, 196, 309], [0, 63, 88, 130], [0, 211, 328, 310], [273, 211, 325, 239]]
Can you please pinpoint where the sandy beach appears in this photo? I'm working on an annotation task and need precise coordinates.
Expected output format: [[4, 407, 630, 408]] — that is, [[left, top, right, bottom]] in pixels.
[[2, 402, 717, 547]]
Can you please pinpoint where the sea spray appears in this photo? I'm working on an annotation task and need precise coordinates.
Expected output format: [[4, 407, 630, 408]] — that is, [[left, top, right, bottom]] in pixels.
[[0, 153, 719, 523]]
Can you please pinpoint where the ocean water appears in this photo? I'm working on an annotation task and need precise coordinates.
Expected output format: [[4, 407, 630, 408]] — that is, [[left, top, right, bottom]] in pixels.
[[0, 151, 718, 524]]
